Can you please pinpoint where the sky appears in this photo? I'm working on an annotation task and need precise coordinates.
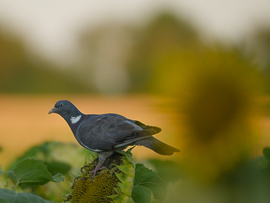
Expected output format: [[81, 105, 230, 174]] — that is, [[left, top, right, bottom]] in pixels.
[[0, 0, 270, 65]]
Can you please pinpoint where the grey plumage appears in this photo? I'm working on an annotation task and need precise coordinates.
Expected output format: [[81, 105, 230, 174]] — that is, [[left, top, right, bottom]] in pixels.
[[49, 100, 179, 177]]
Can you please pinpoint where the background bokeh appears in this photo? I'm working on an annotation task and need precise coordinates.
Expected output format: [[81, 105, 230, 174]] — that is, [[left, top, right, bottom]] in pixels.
[[1, 1, 270, 202]]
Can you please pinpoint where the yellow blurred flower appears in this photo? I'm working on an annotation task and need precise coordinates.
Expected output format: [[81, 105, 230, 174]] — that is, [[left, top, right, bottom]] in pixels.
[[177, 48, 266, 182]]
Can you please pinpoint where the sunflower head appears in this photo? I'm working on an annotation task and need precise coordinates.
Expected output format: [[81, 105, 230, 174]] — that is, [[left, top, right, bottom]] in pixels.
[[70, 151, 135, 203]]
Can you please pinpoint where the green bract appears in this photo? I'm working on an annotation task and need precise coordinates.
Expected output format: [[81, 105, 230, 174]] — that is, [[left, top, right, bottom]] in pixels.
[[0, 167, 17, 190]]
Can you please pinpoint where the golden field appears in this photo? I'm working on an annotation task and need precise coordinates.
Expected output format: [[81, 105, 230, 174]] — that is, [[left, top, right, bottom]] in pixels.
[[0, 95, 181, 170], [1, 94, 270, 171]]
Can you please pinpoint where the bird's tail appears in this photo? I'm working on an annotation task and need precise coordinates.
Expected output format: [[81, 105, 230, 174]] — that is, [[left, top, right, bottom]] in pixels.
[[134, 136, 180, 155]]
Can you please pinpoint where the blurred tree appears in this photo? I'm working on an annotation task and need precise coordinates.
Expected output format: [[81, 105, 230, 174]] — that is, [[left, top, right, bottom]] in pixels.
[[76, 23, 135, 94], [75, 11, 265, 97], [75, 12, 203, 95], [127, 12, 202, 94], [244, 27, 270, 92], [0, 29, 91, 94], [1, 11, 267, 96], [126, 12, 266, 98]]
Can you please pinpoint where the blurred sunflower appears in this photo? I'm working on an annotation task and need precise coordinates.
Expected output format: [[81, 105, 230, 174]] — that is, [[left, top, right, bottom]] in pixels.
[[177, 48, 266, 182]]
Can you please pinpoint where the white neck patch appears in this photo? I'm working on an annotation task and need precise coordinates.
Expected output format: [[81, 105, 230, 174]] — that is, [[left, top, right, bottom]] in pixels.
[[70, 115, 82, 124]]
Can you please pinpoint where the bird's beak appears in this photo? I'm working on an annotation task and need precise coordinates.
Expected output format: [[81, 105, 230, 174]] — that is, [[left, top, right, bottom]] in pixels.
[[48, 107, 57, 114]]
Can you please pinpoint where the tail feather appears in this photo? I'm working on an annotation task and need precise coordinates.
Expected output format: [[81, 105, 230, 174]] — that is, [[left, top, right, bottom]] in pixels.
[[134, 120, 161, 135], [135, 136, 180, 155]]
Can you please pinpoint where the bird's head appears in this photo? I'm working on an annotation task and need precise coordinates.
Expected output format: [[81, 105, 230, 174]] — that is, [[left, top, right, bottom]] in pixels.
[[49, 100, 82, 119]]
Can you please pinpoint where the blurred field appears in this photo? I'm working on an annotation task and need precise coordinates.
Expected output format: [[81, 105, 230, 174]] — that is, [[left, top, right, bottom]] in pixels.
[[0, 94, 180, 170], [1, 94, 270, 171]]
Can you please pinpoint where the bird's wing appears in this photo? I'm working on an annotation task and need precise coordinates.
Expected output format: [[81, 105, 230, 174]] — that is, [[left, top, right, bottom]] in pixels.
[[76, 114, 145, 151]]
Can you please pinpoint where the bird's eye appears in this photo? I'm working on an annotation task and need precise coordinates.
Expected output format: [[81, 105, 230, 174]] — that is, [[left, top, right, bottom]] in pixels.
[[60, 103, 63, 107]]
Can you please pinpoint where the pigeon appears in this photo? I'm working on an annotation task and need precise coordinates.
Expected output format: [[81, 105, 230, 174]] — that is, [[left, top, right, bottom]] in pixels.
[[49, 100, 179, 177]]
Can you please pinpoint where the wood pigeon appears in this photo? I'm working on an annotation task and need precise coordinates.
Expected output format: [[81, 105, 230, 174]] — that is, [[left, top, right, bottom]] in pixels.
[[49, 100, 179, 177]]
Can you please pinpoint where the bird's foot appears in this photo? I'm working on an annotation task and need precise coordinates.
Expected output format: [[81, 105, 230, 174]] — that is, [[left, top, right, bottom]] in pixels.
[[89, 166, 105, 178]]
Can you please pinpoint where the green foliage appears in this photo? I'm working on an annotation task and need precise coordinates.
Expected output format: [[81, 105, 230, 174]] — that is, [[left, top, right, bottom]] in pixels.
[[263, 147, 270, 159], [0, 159, 64, 203], [3, 141, 169, 203], [7, 141, 90, 202], [132, 185, 151, 203], [43, 161, 71, 176], [7, 142, 72, 176], [0, 188, 54, 203], [252, 147, 270, 170], [8, 141, 88, 175], [6, 141, 270, 202], [12, 159, 64, 189], [214, 147, 270, 202], [0, 29, 92, 94], [132, 163, 166, 203], [148, 159, 182, 183]]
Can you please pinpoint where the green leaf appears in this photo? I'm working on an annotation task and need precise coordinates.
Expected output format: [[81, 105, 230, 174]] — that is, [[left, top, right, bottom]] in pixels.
[[263, 147, 270, 159], [251, 156, 268, 169], [13, 159, 64, 187], [8, 171, 15, 181], [43, 161, 71, 176], [132, 185, 152, 203], [0, 188, 54, 203], [132, 163, 167, 203], [7, 142, 52, 171], [52, 173, 65, 182]]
